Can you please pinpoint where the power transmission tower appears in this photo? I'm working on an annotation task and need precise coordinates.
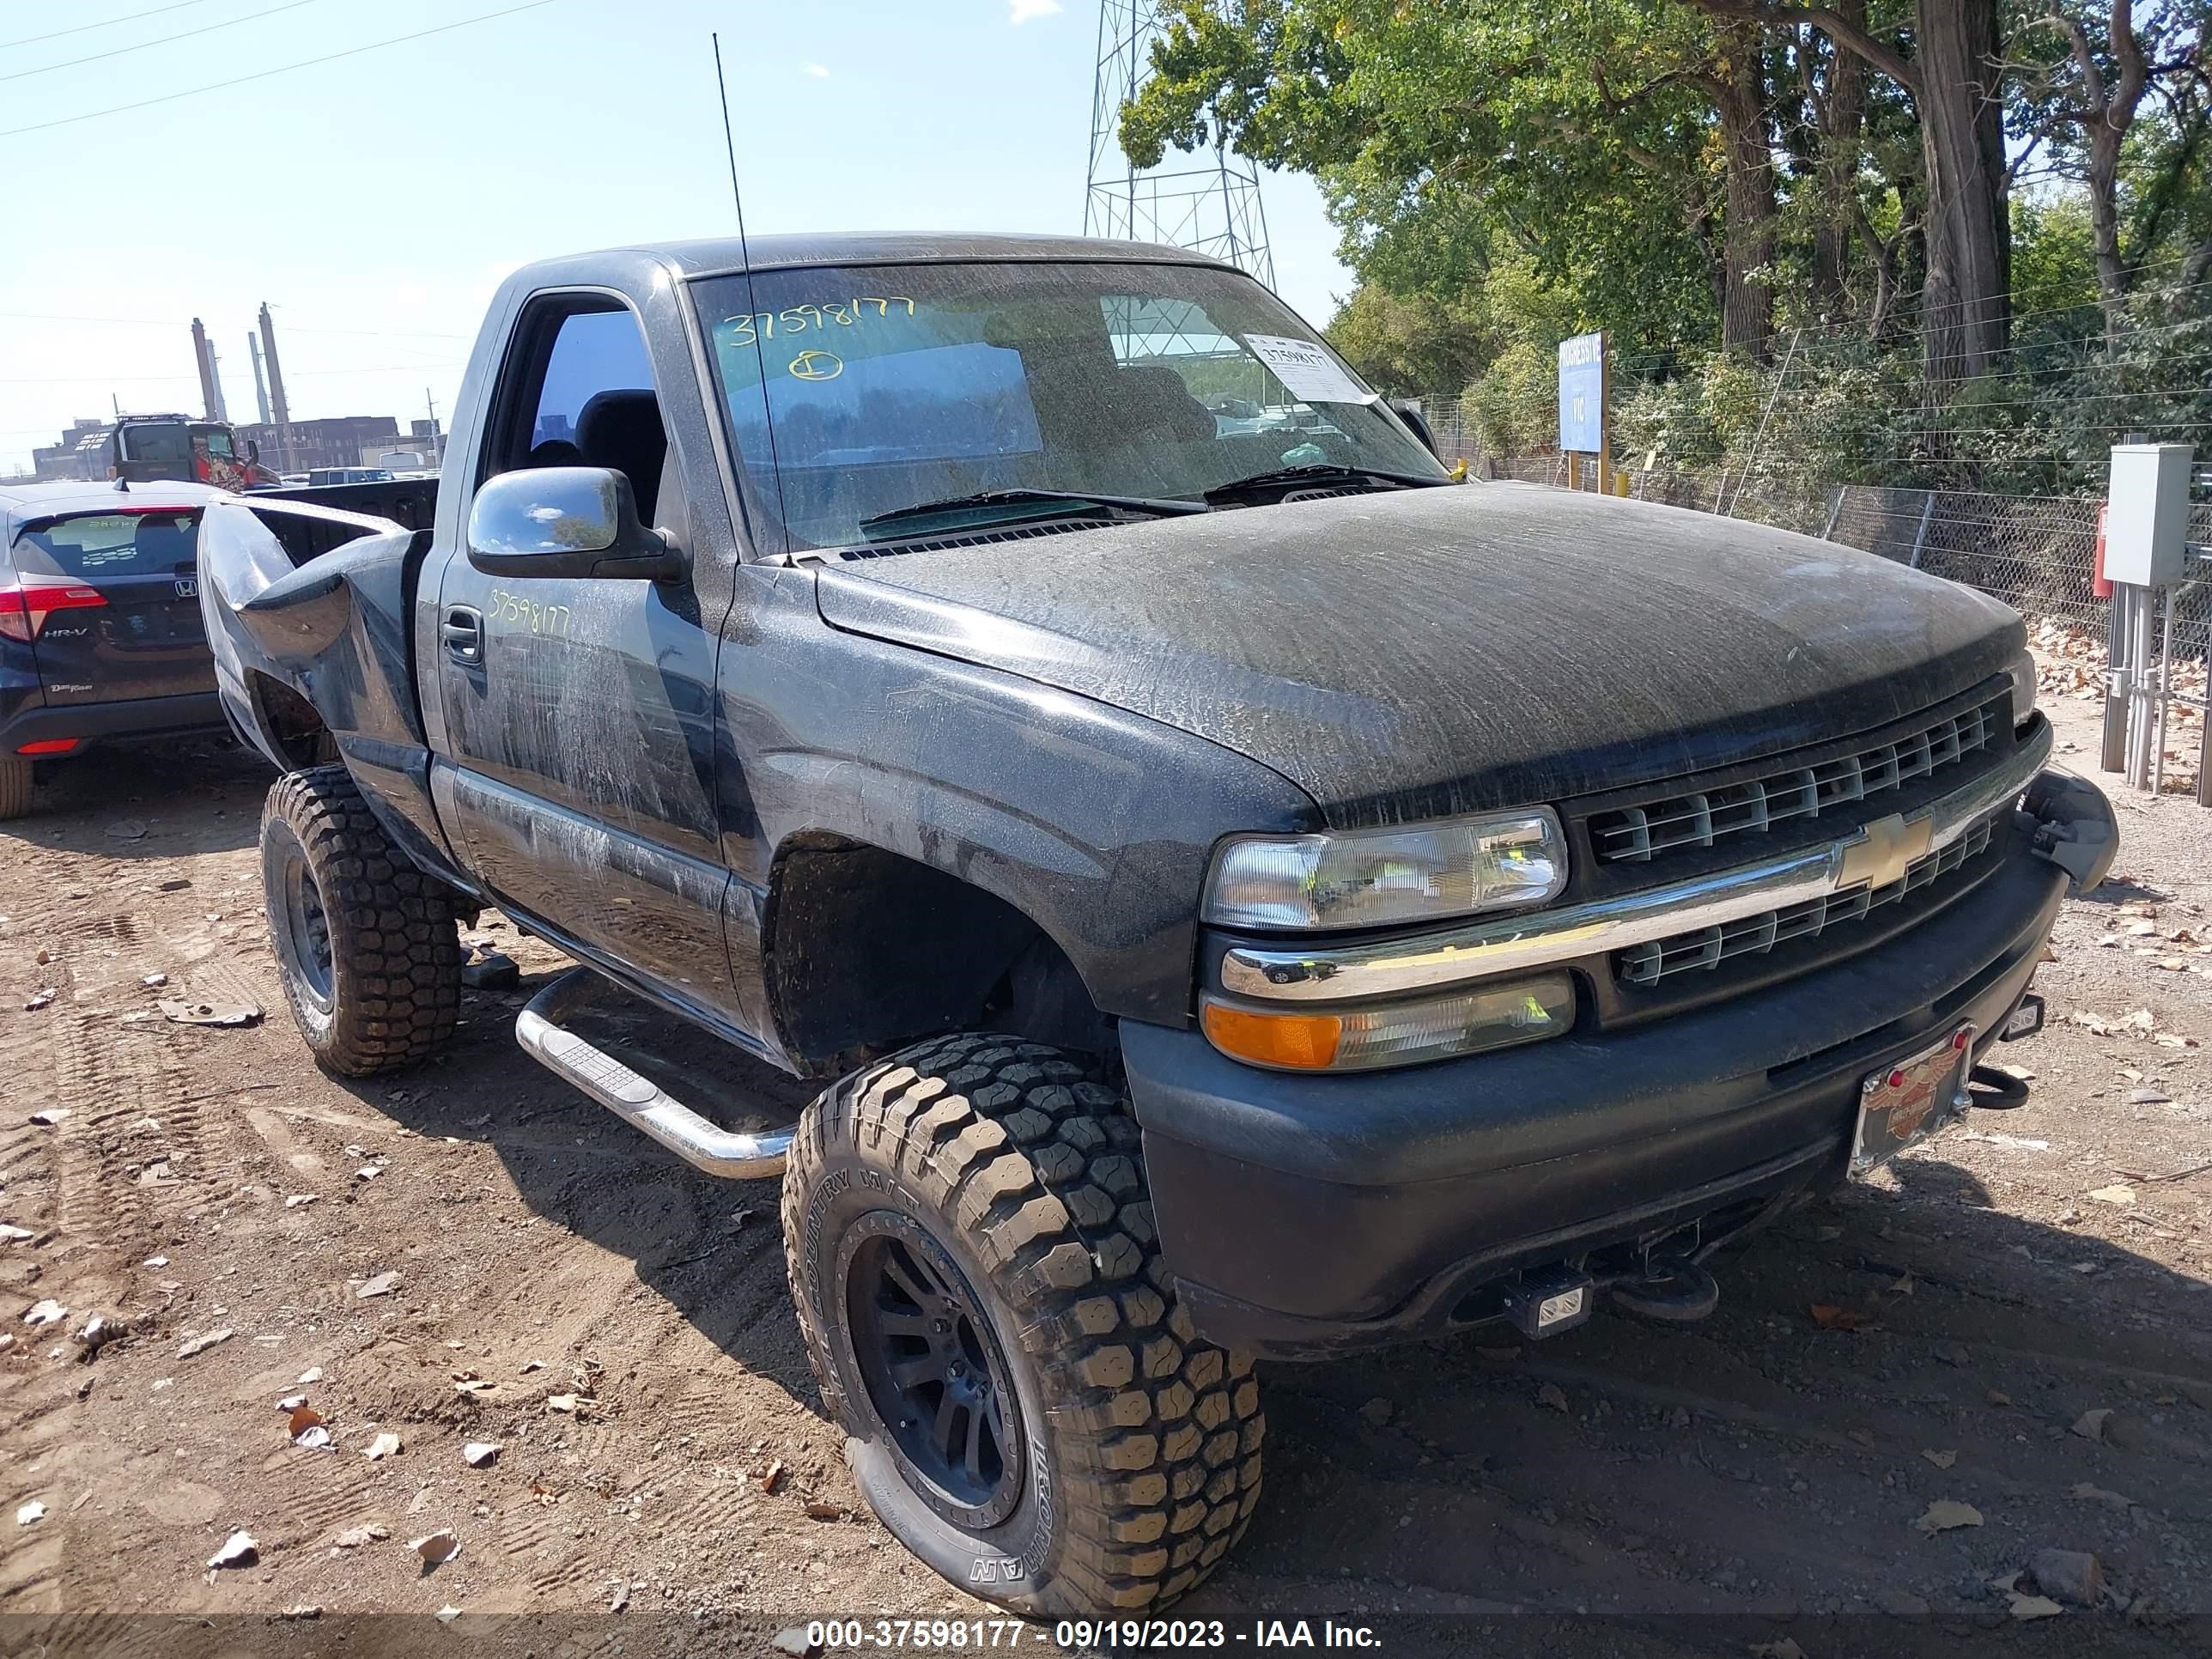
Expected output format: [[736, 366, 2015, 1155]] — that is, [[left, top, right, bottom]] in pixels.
[[1085, 0, 1273, 290]]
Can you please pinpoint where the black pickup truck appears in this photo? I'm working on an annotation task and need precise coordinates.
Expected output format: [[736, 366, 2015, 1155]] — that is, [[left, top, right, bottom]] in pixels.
[[197, 232, 2117, 1619]]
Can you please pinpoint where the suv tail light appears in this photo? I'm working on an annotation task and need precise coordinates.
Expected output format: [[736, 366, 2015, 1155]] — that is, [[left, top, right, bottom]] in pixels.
[[0, 580, 106, 643]]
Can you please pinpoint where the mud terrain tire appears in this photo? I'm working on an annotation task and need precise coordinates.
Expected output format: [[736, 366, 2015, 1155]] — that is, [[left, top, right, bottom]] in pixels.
[[0, 757, 30, 820], [261, 763, 463, 1076], [784, 1034, 1264, 1618]]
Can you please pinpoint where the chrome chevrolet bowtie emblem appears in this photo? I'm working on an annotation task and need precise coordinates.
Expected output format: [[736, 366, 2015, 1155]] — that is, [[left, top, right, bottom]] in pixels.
[[1838, 811, 1934, 890]]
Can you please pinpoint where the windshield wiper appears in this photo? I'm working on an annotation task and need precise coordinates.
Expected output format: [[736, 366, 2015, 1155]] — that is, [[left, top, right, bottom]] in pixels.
[[1201, 463, 1449, 505], [857, 487, 1207, 540]]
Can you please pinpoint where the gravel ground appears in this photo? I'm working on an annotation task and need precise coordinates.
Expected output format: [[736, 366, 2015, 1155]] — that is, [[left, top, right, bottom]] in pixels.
[[0, 674, 2209, 1658]]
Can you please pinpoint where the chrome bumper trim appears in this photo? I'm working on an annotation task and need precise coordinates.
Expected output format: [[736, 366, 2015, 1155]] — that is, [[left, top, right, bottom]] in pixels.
[[1217, 720, 2056, 1005]]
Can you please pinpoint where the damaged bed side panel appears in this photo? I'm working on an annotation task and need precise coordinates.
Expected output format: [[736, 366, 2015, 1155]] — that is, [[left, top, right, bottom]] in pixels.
[[198, 495, 472, 891]]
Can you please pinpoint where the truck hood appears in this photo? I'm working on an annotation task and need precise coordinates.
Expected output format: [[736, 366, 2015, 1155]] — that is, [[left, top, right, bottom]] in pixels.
[[811, 483, 2026, 827]]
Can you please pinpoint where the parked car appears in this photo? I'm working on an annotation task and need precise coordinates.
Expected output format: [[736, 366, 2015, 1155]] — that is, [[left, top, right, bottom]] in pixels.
[[194, 232, 2117, 1620], [0, 479, 229, 817]]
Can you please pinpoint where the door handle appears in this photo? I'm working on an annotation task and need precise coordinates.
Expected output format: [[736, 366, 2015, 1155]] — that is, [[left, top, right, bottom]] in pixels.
[[441, 605, 484, 665]]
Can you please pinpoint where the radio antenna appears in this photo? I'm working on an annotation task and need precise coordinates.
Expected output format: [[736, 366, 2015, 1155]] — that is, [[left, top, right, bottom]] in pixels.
[[712, 30, 785, 548]]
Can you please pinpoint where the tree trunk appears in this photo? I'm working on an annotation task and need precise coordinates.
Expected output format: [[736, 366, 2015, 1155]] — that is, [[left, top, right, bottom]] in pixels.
[[1808, 3, 1867, 320], [1716, 21, 1778, 357], [1913, 0, 2008, 382]]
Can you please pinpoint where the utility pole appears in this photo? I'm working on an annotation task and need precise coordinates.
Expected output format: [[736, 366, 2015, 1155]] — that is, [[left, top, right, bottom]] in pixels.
[[247, 332, 272, 425], [257, 302, 294, 471], [190, 317, 227, 422], [425, 386, 440, 462]]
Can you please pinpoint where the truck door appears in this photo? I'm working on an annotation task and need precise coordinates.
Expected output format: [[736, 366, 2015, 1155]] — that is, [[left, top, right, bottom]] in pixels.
[[430, 293, 732, 1009]]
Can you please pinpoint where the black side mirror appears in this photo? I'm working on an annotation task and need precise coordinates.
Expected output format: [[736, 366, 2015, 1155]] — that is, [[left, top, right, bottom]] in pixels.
[[1390, 398, 1441, 460], [465, 465, 685, 582], [246, 439, 260, 463]]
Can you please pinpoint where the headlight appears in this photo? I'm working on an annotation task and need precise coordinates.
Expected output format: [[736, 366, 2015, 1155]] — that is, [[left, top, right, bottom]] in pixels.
[[2006, 652, 2039, 731], [1203, 809, 1569, 932]]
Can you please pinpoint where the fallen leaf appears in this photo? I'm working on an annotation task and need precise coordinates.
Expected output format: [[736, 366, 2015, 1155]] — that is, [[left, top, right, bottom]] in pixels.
[[1913, 1498, 1983, 1532], [207, 1529, 258, 1569], [803, 1501, 844, 1521], [1535, 1382, 1569, 1413], [759, 1459, 786, 1494], [2072, 1481, 2135, 1510], [1810, 1303, 1875, 1332], [462, 1442, 500, 1468], [410, 1528, 460, 1565], [288, 1405, 324, 1437], [15, 1501, 44, 1526], [363, 1432, 403, 1461], [1922, 1449, 1958, 1469], [177, 1328, 232, 1358]]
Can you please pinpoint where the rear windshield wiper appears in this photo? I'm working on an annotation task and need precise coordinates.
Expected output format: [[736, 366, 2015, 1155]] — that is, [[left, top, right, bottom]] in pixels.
[[857, 487, 1207, 540], [1201, 463, 1449, 505]]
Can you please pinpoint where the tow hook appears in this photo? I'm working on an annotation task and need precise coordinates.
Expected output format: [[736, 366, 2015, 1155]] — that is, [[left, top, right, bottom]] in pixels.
[[1610, 1257, 1722, 1324], [1966, 1064, 2032, 1110]]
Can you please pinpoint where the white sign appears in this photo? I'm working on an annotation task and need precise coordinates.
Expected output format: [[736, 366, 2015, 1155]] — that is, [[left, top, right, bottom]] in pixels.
[[1243, 333, 1376, 406]]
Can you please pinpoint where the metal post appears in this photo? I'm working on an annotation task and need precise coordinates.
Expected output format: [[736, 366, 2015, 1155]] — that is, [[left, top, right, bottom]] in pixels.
[[1820, 486, 1844, 542], [2102, 583, 2130, 773], [1905, 489, 1938, 568], [2156, 584, 2175, 798]]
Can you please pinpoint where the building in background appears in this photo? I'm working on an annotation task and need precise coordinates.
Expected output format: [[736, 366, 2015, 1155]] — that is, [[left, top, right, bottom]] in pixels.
[[235, 414, 401, 474], [28, 419, 114, 482]]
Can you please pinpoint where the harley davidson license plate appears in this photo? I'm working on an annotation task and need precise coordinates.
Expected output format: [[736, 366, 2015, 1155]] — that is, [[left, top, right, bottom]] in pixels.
[[1850, 1023, 1973, 1179]]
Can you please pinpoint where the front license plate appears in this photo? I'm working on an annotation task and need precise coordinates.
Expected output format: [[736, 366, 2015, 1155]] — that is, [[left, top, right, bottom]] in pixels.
[[1850, 1023, 1973, 1179]]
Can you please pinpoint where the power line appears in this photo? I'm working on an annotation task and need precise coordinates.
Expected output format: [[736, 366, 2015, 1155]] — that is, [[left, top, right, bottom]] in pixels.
[[0, 0, 216, 52], [0, 0, 557, 138], [0, 362, 460, 385], [0, 0, 325, 85], [0, 309, 473, 341]]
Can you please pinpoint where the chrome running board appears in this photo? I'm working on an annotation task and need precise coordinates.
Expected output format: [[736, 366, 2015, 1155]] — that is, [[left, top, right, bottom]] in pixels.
[[515, 966, 793, 1180]]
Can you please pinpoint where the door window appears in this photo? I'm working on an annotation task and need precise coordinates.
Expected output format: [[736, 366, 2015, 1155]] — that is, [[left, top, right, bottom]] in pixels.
[[486, 300, 666, 523]]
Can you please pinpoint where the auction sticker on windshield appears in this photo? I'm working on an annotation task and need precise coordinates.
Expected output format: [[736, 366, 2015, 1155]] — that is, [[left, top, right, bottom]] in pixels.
[[1243, 334, 1376, 405]]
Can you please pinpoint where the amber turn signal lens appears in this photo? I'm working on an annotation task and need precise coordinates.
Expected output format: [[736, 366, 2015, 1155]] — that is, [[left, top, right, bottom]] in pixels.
[[1200, 1002, 1343, 1070]]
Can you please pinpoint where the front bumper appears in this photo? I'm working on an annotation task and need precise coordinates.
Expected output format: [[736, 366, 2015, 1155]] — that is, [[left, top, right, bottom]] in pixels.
[[1123, 769, 2112, 1360]]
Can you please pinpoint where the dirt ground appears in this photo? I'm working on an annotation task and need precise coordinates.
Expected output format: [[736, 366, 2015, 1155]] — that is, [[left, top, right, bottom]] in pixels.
[[3, 676, 2211, 1657]]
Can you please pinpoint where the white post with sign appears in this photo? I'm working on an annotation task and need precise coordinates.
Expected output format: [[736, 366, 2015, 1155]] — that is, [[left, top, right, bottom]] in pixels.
[[1557, 331, 1609, 494]]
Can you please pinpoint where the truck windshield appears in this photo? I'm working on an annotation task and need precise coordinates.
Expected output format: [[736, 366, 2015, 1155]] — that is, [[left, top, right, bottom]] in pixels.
[[693, 261, 1444, 552]]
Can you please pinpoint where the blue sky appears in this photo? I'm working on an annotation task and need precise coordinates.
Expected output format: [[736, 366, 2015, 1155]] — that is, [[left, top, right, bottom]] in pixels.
[[0, 0, 1353, 475]]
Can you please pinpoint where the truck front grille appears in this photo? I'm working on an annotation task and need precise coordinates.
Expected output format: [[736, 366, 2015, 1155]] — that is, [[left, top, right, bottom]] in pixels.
[[1616, 814, 1996, 989], [1589, 697, 2002, 866]]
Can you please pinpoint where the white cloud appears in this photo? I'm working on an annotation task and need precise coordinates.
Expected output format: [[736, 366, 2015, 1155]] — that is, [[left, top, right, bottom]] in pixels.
[[1008, 0, 1061, 23], [804, 62, 830, 78]]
